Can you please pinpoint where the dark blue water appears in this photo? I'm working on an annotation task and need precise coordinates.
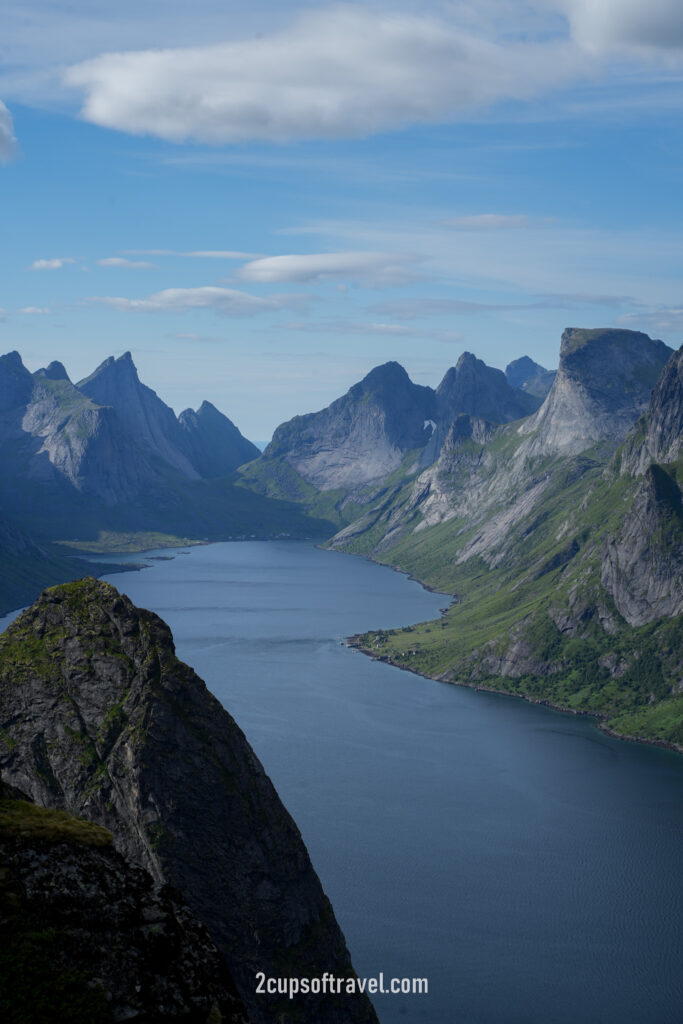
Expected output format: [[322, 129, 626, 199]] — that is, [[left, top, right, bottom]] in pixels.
[[5, 541, 682, 1022]]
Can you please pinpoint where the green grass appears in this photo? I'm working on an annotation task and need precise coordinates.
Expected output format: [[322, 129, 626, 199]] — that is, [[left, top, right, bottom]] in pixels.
[[57, 530, 204, 554], [0, 800, 112, 846]]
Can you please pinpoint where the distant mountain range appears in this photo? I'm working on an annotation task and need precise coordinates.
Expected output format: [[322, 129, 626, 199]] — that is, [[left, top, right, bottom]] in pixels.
[[1, 329, 681, 749]]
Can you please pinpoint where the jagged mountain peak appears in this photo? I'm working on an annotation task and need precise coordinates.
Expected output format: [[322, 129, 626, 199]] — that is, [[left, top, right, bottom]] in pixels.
[[505, 355, 547, 387], [357, 360, 412, 391], [178, 399, 260, 477], [77, 350, 199, 478], [77, 350, 138, 388], [518, 327, 673, 456], [0, 349, 34, 413], [34, 360, 70, 382]]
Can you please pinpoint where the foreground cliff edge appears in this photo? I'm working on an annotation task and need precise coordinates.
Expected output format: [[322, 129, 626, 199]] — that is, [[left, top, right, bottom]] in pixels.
[[0, 579, 378, 1024]]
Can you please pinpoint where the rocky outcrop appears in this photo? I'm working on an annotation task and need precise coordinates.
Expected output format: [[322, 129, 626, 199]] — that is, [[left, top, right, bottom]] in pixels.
[[0, 786, 248, 1023], [0, 579, 377, 1024], [517, 328, 672, 456], [178, 401, 260, 477]]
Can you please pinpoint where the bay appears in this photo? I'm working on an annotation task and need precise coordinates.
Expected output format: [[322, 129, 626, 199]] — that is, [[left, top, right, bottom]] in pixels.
[[4, 539, 682, 1023]]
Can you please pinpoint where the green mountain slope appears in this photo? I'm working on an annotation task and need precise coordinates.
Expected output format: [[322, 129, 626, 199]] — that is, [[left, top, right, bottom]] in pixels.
[[345, 337, 683, 750]]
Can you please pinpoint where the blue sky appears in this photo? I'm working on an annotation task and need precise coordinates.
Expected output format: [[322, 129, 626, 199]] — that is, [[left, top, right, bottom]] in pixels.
[[2, 1, 683, 439]]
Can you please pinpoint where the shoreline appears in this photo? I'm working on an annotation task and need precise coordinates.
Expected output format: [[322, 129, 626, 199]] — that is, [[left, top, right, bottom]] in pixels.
[[346, 636, 683, 757]]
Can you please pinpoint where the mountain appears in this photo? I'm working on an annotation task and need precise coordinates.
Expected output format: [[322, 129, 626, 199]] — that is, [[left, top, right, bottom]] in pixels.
[[239, 354, 542, 520], [0, 351, 331, 612], [0, 578, 378, 1024], [505, 355, 556, 399], [178, 400, 260, 476], [0, 782, 248, 1023], [77, 352, 199, 478], [339, 331, 682, 750], [517, 328, 672, 456], [263, 361, 435, 491]]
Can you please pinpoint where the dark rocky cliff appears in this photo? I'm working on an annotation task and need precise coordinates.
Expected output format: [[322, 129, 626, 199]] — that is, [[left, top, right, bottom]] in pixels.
[[0, 579, 377, 1024], [0, 783, 248, 1023]]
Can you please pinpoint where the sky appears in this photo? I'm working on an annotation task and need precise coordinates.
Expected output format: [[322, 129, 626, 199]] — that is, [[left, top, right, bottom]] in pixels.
[[1, 0, 683, 440]]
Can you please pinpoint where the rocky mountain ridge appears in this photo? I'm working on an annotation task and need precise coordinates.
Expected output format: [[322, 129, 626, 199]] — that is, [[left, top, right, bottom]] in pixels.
[[344, 333, 683, 750]]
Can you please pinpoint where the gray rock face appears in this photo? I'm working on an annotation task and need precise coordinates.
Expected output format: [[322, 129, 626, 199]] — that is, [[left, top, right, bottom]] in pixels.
[[179, 400, 260, 477], [265, 361, 434, 490], [517, 328, 672, 456], [262, 356, 539, 492], [620, 345, 683, 475], [601, 465, 683, 626], [78, 352, 199, 479], [0, 790, 248, 1023], [0, 579, 378, 1024], [600, 345, 683, 626]]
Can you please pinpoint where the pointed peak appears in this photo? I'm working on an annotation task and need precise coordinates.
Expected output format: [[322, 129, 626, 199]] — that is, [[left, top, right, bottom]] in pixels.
[[34, 360, 70, 382], [360, 361, 411, 388], [0, 350, 27, 372], [455, 351, 481, 370], [77, 351, 140, 389]]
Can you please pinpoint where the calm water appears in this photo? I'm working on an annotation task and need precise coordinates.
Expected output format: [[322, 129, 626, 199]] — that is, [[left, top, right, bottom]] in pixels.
[[4, 541, 682, 1022]]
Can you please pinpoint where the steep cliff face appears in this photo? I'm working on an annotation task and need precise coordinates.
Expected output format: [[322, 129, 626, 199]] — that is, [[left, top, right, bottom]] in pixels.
[[77, 352, 199, 479], [518, 328, 672, 456], [600, 345, 683, 626], [0, 579, 377, 1024], [178, 401, 260, 477], [264, 361, 434, 491], [0, 785, 248, 1023]]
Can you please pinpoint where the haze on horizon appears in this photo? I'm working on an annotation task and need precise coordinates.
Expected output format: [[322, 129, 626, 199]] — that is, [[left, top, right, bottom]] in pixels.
[[2, 0, 683, 439]]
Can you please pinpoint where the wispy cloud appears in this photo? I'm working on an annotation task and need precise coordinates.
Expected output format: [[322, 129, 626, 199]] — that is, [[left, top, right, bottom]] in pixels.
[[19, 306, 52, 314], [96, 256, 155, 269], [617, 306, 683, 333], [562, 0, 683, 53], [123, 249, 260, 259], [282, 319, 463, 343], [370, 291, 639, 319], [30, 257, 76, 270], [63, 8, 585, 144], [443, 213, 536, 230], [238, 251, 422, 287], [87, 285, 308, 316], [0, 100, 17, 163]]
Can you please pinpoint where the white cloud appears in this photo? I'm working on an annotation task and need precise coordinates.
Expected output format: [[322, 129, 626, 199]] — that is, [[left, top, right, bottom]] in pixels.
[[0, 100, 17, 162], [617, 307, 683, 333], [19, 306, 52, 314], [63, 8, 584, 144], [30, 257, 76, 270], [88, 285, 306, 316], [96, 256, 155, 268], [123, 248, 259, 259], [561, 0, 683, 53], [444, 214, 535, 230], [238, 251, 421, 286]]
